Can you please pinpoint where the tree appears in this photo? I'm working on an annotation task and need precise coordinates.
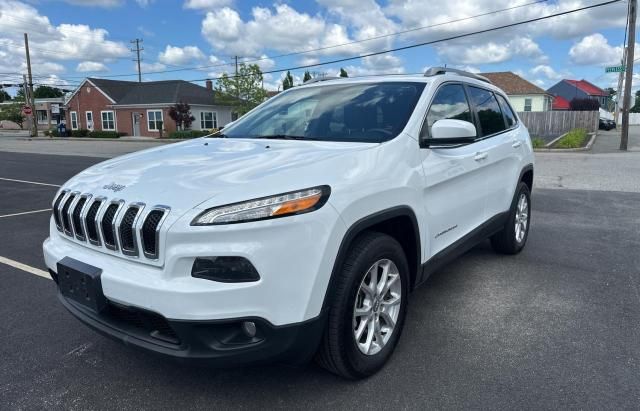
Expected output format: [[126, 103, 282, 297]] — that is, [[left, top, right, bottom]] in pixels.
[[339, 68, 349, 78], [168, 102, 195, 130], [0, 89, 10, 102], [569, 98, 600, 111], [282, 70, 294, 90], [33, 85, 64, 98], [630, 90, 640, 113], [15, 88, 25, 101], [303, 71, 312, 83], [215, 63, 268, 115], [604, 87, 616, 111], [0, 103, 26, 129]]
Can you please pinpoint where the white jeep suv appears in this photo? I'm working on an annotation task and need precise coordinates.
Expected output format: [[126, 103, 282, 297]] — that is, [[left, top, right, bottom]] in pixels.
[[44, 67, 534, 379]]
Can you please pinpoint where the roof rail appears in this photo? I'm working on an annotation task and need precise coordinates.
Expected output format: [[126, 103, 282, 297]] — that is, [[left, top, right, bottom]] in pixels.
[[303, 76, 343, 85], [424, 67, 492, 84]]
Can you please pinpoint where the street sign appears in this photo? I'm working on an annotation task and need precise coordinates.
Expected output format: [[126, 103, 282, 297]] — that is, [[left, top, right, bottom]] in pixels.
[[51, 104, 59, 114], [606, 65, 625, 73], [22, 106, 32, 115]]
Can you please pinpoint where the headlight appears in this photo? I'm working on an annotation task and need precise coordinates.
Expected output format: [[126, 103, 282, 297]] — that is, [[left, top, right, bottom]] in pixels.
[[191, 185, 331, 225]]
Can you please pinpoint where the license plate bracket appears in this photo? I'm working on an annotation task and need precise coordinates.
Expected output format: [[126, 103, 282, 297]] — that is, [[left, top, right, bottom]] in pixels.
[[57, 257, 106, 313]]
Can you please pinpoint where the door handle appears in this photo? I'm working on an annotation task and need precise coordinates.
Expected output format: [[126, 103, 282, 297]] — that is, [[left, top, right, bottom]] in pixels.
[[512, 140, 522, 148], [474, 152, 488, 161]]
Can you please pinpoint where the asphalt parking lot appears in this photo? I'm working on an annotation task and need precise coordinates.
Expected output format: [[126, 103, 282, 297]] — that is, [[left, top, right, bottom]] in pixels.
[[1, 148, 640, 409]]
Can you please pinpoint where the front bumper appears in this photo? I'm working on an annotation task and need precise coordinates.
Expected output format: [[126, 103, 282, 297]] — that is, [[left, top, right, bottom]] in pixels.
[[57, 288, 326, 365]]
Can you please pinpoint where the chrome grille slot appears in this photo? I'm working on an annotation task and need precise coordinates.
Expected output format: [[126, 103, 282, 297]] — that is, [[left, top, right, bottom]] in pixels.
[[141, 208, 168, 259], [119, 204, 143, 256], [71, 195, 89, 241], [85, 199, 103, 245], [101, 202, 123, 250], [52, 190, 68, 231], [54, 190, 169, 261], [61, 193, 77, 236]]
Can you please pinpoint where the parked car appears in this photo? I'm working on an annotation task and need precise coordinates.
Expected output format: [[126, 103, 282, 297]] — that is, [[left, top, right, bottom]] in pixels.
[[44, 67, 534, 379], [599, 118, 615, 130]]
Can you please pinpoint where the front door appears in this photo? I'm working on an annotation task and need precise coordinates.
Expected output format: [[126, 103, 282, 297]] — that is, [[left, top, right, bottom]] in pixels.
[[132, 113, 141, 136], [419, 83, 488, 257], [85, 111, 93, 131]]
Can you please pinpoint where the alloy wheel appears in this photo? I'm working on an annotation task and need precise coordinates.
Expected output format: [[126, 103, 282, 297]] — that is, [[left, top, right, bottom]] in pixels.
[[514, 193, 529, 243]]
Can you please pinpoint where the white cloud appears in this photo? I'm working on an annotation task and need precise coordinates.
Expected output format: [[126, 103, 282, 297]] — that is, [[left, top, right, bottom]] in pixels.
[[530, 65, 563, 80], [139, 61, 167, 72], [437, 36, 546, 65], [158, 45, 206, 65], [76, 61, 109, 72], [569, 33, 623, 65], [0, 0, 129, 84], [184, 0, 233, 10]]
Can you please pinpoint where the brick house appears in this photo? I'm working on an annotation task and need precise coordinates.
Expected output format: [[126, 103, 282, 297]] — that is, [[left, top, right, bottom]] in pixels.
[[65, 78, 236, 136]]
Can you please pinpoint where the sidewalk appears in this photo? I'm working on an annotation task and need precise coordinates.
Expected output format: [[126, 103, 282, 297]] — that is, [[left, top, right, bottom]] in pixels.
[[591, 125, 640, 153]]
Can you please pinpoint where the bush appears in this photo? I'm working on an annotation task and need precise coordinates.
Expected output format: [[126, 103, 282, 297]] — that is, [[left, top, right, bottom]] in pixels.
[[88, 131, 121, 139], [71, 129, 90, 137], [569, 98, 600, 111], [554, 128, 588, 148], [45, 128, 60, 137], [531, 137, 546, 148], [168, 129, 214, 139]]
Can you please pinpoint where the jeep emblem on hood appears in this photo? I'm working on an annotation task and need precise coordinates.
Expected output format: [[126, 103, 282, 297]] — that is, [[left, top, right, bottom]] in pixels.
[[103, 182, 126, 192]]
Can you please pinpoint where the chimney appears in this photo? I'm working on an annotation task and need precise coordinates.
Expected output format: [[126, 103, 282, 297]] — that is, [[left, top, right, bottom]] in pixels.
[[205, 79, 213, 90]]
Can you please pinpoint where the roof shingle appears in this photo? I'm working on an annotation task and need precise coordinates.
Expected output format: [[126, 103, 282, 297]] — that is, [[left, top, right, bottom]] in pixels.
[[480, 72, 548, 95], [87, 78, 220, 105]]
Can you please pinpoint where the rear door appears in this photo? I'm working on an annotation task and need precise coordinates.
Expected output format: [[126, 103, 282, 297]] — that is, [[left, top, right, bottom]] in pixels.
[[466, 87, 522, 219], [419, 83, 488, 256]]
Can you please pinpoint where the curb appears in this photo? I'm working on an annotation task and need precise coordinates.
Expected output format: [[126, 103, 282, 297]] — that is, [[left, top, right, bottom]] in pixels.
[[534, 132, 597, 153], [17, 137, 184, 143]]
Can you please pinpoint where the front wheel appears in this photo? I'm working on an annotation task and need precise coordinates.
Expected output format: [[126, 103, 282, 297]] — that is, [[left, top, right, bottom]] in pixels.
[[315, 232, 409, 379], [491, 182, 531, 254]]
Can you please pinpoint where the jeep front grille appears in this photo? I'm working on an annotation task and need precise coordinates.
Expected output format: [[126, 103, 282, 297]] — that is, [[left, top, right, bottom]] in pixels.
[[53, 192, 170, 261]]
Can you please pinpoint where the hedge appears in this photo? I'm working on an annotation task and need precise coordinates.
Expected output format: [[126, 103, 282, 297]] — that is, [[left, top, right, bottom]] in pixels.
[[168, 129, 215, 139], [88, 131, 127, 138]]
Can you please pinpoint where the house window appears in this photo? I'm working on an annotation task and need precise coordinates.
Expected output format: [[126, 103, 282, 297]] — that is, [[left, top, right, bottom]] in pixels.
[[524, 98, 532, 112], [70, 111, 78, 130], [101, 111, 115, 130], [200, 112, 217, 129], [147, 110, 163, 131], [231, 112, 239, 121], [36, 110, 48, 123]]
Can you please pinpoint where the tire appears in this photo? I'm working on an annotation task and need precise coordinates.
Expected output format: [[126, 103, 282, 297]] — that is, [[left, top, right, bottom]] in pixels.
[[315, 231, 410, 379], [490, 182, 531, 254]]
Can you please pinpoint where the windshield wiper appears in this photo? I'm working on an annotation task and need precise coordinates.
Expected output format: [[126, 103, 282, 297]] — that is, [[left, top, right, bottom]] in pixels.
[[253, 134, 315, 140], [206, 133, 228, 138]]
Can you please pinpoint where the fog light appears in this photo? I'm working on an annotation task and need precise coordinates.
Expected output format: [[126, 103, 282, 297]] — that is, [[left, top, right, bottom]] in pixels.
[[242, 321, 257, 338], [191, 257, 260, 283]]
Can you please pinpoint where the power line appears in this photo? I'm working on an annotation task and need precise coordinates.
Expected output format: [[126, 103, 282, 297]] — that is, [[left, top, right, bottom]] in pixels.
[[131, 38, 144, 82], [55, 0, 551, 80]]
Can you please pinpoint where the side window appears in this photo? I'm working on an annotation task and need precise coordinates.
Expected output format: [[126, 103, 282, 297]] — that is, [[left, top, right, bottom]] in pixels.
[[496, 94, 517, 128], [421, 84, 472, 139], [468, 87, 506, 136]]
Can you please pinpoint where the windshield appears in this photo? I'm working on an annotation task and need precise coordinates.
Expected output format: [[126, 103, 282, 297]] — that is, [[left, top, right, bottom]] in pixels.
[[217, 82, 426, 143]]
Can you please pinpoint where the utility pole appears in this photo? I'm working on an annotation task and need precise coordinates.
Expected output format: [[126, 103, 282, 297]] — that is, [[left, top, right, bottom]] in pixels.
[[234, 55, 239, 99], [131, 38, 143, 83], [621, 0, 636, 151], [24, 33, 37, 137], [23, 75, 33, 134], [614, 46, 627, 124]]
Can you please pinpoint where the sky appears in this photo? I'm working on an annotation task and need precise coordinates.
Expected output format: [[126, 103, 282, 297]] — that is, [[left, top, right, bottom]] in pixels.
[[0, 0, 635, 95]]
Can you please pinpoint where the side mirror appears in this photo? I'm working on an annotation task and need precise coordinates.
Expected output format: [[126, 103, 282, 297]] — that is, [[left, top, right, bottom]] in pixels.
[[422, 119, 477, 148]]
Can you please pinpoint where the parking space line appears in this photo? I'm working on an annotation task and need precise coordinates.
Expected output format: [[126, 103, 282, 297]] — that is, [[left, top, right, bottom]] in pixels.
[[0, 209, 52, 218], [0, 256, 51, 280], [0, 177, 61, 187]]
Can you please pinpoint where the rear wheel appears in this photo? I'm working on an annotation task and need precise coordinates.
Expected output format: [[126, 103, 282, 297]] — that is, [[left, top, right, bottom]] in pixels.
[[490, 182, 531, 254], [315, 232, 409, 379]]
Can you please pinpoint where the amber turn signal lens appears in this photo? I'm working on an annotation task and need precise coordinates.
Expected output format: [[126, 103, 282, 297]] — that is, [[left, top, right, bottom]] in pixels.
[[272, 193, 322, 216]]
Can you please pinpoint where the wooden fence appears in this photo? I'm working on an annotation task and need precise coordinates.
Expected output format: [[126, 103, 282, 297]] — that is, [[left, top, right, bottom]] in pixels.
[[517, 111, 599, 137]]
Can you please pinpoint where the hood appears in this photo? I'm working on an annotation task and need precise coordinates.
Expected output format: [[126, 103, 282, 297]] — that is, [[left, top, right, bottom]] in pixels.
[[63, 138, 378, 216]]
